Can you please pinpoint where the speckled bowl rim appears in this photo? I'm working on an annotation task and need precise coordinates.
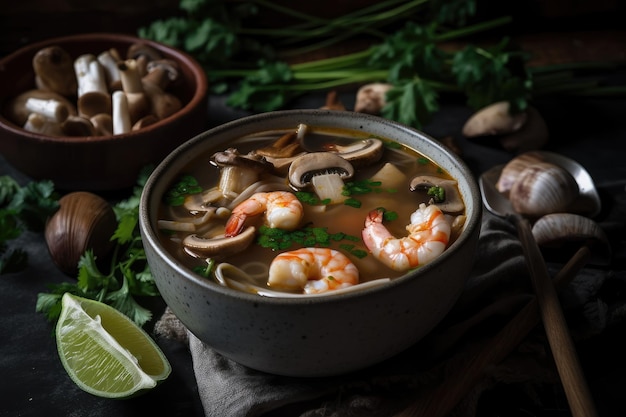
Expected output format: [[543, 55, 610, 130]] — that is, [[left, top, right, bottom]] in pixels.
[[140, 109, 482, 305]]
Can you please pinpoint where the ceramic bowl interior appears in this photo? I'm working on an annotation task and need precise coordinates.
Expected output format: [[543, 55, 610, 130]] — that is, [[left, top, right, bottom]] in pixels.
[[0, 33, 208, 190], [140, 109, 482, 377]]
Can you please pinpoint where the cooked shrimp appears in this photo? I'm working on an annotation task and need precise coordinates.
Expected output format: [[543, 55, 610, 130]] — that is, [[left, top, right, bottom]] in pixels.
[[362, 203, 450, 272], [268, 247, 359, 294], [225, 191, 304, 237]]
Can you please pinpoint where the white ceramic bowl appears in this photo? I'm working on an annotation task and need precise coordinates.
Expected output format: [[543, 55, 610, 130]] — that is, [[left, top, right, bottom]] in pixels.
[[139, 109, 482, 377]]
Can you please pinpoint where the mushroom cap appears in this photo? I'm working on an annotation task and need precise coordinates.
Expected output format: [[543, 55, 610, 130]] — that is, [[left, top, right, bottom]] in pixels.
[[288, 152, 354, 189], [183, 226, 256, 258], [211, 148, 273, 172], [332, 138, 384, 168], [410, 175, 465, 213], [32, 45, 78, 97]]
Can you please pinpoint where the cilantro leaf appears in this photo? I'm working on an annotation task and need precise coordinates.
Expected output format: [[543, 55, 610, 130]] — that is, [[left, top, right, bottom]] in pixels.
[[382, 78, 440, 129]]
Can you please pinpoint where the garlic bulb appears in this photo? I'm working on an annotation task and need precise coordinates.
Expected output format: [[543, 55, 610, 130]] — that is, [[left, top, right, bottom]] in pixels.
[[508, 162, 579, 217], [45, 191, 117, 275]]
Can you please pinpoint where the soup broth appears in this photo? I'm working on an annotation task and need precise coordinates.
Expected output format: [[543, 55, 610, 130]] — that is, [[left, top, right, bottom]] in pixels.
[[157, 124, 465, 296]]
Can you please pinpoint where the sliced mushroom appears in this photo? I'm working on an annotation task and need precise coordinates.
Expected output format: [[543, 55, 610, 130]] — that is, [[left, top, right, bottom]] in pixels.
[[288, 152, 354, 189], [32, 45, 78, 97], [409, 176, 464, 213], [183, 226, 256, 258], [288, 152, 354, 204], [211, 149, 274, 199], [531, 213, 611, 265], [331, 138, 384, 168]]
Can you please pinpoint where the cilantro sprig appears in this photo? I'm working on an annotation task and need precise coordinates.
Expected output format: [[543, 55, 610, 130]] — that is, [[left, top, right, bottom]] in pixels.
[[0, 176, 59, 275], [36, 168, 160, 327], [141, 0, 626, 129]]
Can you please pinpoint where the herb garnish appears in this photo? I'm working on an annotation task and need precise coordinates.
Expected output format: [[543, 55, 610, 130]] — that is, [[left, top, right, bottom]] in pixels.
[[257, 224, 365, 257], [36, 168, 160, 327], [164, 175, 203, 206], [0, 176, 59, 274], [427, 185, 445, 203]]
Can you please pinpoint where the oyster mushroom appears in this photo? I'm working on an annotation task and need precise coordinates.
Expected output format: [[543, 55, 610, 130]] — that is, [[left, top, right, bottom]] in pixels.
[[32, 45, 78, 97], [288, 152, 354, 204], [211, 149, 274, 199], [409, 176, 464, 213], [253, 131, 306, 174], [183, 226, 256, 258], [508, 162, 579, 217], [531, 213, 611, 265]]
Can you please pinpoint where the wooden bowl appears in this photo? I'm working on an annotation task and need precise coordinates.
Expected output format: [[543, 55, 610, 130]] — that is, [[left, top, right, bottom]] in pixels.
[[0, 33, 208, 191]]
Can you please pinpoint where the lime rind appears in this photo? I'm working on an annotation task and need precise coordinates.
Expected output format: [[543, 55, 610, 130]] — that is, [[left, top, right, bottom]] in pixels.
[[56, 293, 171, 398]]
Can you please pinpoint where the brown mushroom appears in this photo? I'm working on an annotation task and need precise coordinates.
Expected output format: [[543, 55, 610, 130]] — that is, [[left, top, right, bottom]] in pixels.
[[211, 149, 274, 199], [183, 226, 257, 258], [354, 83, 392, 114], [409, 175, 465, 213], [90, 113, 114, 136], [32, 45, 78, 97], [288, 152, 354, 204], [74, 54, 111, 117], [23, 113, 64, 136], [118, 59, 150, 124], [7, 89, 77, 126], [330, 138, 384, 168], [62, 115, 96, 136]]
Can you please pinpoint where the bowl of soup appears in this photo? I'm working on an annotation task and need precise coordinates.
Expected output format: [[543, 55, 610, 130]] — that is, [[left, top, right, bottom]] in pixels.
[[139, 109, 482, 377]]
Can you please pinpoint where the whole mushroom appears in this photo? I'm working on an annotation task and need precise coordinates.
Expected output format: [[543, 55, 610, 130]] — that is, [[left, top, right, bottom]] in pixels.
[[32, 45, 78, 97]]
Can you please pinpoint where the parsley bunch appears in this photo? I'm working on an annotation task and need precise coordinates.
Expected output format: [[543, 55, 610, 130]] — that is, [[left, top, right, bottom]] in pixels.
[[36, 168, 160, 328]]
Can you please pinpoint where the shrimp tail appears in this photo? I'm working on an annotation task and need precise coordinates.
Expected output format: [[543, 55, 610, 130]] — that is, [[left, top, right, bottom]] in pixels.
[[224, 214, 246, 237]]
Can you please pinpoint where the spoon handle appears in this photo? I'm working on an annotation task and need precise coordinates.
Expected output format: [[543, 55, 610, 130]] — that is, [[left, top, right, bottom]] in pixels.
[[514, 215, 598, 417]]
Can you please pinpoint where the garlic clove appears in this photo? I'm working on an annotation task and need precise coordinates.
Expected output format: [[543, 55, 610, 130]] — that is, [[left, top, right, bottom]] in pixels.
[[45, 191, 117, 275], [508, 162, 579, 217]]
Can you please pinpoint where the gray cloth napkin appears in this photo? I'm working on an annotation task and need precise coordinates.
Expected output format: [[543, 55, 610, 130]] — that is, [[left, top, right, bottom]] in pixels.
[[155, 212, 624, 417]]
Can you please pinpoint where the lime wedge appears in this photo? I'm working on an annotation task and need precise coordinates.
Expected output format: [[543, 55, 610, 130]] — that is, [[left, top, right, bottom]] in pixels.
[[55, 293, 171, 398]]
